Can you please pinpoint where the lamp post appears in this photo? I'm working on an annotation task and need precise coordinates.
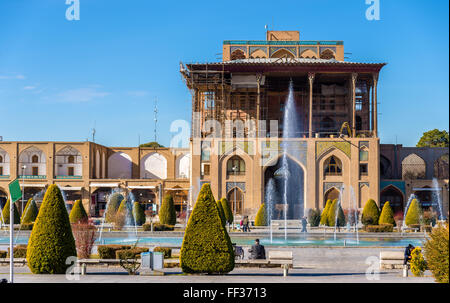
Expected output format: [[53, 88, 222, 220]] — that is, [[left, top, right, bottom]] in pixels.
[[21, 165, 26, 215]]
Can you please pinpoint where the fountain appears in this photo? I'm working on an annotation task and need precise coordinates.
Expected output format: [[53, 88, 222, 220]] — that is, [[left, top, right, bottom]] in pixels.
[[98, 188, 122, 244], [401, 193, 418, 233], [265, 178, 276, 243], [432, 178, 445, 221], [333, 187, 344, 241], [349, 186, 360, 244]]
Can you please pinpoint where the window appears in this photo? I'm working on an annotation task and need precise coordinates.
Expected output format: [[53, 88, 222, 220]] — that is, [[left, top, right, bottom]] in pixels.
[[202, 164, 210, 176], [0, 167, 3, 176], [68, 167, 75, 176], [0, 155, 3, 163], [324, 156, 342, 176], [68, 155, 75, 164], [32, 155, 39, 163], [32, 166, 39, 176], [227, 156, 245, 175], [359, 149, 369, 161], [360, 163, 368, 176]]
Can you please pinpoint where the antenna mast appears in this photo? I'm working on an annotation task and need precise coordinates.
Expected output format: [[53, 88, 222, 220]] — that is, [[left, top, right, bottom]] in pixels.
[[154, 97, 158, 143], [92, 121, 96, 143]]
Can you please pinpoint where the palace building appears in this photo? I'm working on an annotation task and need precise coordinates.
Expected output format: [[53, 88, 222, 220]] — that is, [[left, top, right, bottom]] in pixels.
[[0, 30, 448, 220]]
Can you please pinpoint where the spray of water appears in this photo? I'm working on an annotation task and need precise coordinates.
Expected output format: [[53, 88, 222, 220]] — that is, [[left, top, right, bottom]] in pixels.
[[432, 178, 444, 221], [265, 178, 276, 243]]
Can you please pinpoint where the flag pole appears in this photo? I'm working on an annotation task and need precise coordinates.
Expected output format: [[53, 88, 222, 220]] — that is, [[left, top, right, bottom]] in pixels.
[[9, 192, 14, 283]]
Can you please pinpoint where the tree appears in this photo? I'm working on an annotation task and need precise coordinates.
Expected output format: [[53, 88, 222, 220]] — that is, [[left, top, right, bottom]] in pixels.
[[1, 198, 20, 225], [424, 223, 449, 283], [378, 201, 396, 226], [21, 198, 38, 224], [410, 247, 427, 277], [105, 192, 124, 223], [320, 199, 332, 226], [308, 209, 321, 227], [327, 199, 345, 227], [216, 200, 226, 227], [417, 129, 449, 147], [361, 199, 380, 226], [132, 202, 146, 226], [26, 185, 77, 274], [69, 200, 88, 224], [180, 183, 234, 274], [254, 203, 268, 226], [139, 141, 164, 148], [159, 194, 176, 226], [405, 198, 422, 226], [220, 198, 233, 227]]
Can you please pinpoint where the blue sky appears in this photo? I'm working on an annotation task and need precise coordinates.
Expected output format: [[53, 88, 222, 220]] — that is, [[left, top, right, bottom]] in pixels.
[[0, 0, 448, 147]]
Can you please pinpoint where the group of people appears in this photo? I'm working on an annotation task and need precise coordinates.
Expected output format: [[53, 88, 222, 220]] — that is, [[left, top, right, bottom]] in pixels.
[[239, 216, 251, 232]]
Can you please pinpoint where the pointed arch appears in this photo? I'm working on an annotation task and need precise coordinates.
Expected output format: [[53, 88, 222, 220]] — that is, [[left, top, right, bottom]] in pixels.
[[324, 187, 340, 206], [108, 152, 132, 179], [380, 185, 405, 214], [323, 155, 343, 176], [227, 187, 244, 215], [300, 49, 318, 59], [19, 146, 46, 177], [250, 49, 267, 59], [320, 49, 336, 59], [402, 153, 426, 179], [176, 153, 190, 179], [230, 49, 246, 60], [140, 152, 167, 179], [434, 153, 449, 179], [0, 147, 10, 176], [55, 145, 83, 177], [227, 155, 245, 175], [271, 48, 295, 59]]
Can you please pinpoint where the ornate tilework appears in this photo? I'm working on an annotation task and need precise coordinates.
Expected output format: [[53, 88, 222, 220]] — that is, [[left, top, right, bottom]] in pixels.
[[219, 141, 254, 156], [299, 46, 318, 56], [230, 46, 247, 55], [359, 182, 369, 188], [226, 182, 245, 193], [249, 46, 267, 56], [323, 182, 343, 194], [260, 140, 307, 168], [269, 47, 297, 57], [316, 141, 351, 159], [319, 46, 336, 55]]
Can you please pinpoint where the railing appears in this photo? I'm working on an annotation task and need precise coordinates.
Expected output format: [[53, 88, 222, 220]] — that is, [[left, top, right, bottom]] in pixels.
[[0, 175, 10, 179], [18, 175, 46, 179], [55, 175, 82, 179]]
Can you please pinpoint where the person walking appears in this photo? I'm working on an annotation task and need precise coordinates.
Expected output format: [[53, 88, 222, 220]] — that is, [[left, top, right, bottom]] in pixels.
[[301, 216, 308, 233]]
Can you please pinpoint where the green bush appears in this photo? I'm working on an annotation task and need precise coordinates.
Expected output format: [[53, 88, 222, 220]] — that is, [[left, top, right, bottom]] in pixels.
[[308, 209, 321, 227], [97, 245, 132, 259], [378, 201, 396, 226], [327, 199, 345, 227], [424, 223, 449, 283], [159, 195, 176, 226], [320, 200, 332, 226], [254, 203, 268, 226], [0, 251, 6, 258], [410, 247, 427, 277], [142, 223, 175, 231], [115, 247, 149, 259], [26, 185, 77, 274], [180, 183, 234, 274], [1, 198, 20, 225], [105, 192, 124, 223], [20, 223, 34, 230], [21, 198, 38, 224], [118, 199, 134, 226], [361, 199, 380, 226], [132, 202, 146, 226], [221, 198, 233, 226], [69, 200, 88, 224], [405, 199, 422, 226], [153, 247, 172, 258], [8, 245, 28, 258], [217, 200, 226, 227], [365, 224, 394, 232]]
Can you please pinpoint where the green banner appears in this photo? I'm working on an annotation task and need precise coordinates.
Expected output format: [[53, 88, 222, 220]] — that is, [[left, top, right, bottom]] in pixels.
[[8, 179, 22, 203]]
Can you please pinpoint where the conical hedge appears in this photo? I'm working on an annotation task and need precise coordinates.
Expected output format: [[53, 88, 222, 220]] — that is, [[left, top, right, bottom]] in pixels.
[[26, 185, 77, 274], [327, 199, 345, 227], [254, 203, 268, 226], [21, 198, 38, 224], [320, 199, 332, 226], [221, 198, 233, 226], [216, 200, 226, 227], [105, 192, 124, 223], [132, 202, 146, 226], [180, 183, 234, 274], [159, 194, 176, 226], [69, 200, 88, 224], [405, 198, 422, 226], [379, 201, 396, 226], [1, 198, 20, 225], [361, 199, 380, 226], [118, 199, 134, 226]]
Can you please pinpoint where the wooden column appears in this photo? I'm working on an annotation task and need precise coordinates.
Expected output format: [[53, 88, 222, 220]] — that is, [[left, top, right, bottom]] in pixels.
[[373, 73, 379, 137], [256, 73, 262, 137], [370, 80, 374, 133], [351, 73, 358, 137], [308, 73, 315, 138]]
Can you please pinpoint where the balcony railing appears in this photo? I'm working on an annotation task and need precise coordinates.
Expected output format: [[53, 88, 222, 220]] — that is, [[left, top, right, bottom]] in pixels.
[[18, 175, 47, 179], [55, 175, 82, 179]]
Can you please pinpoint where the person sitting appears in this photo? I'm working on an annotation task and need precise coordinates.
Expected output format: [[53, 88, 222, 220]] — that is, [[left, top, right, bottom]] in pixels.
[[404, 244, 415, 266], [248, 239, 266, 259]]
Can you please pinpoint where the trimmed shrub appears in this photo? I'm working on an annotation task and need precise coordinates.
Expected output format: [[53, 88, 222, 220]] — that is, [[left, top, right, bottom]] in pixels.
[[153, 247, 172, 258], [8, 245, 28, 258], [142, 223, 175, 231], [378, 201, 396, 226], [115, 247, 149, 259], [132, 202, 146, 226], [361, 199, 380, 226], [216, 200, 226, 227], [424, 223, 449, 283], [69, 200, 88, 224], [327, 199, 345, 227], [97, 245, 132, 259], [21, 198, 38, 224], [410, 247, 427, 277], [105, 192, 124, 223], [320, 200, 332, 226], [118, 199, 134, 226], [180, 183, 234, 274], [1, 198, 20, 225], [405, 199, 422, 226], [0, 251, 6, 258], [26, 185, 77, 274], [20, 223, 34, 230], [254, 203, 268, 226], [159, 195, 176, 226], [365, 224, 394, 232], [308, 209, 321, 227], [221, 198, 233, 226]]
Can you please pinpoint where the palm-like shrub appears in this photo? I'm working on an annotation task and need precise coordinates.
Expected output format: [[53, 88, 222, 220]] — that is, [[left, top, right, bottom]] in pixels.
[[1, 198, 20, 225], [378, 201, 396, 226], [180, 183, 234, 274], [254, 203, 268, 226], [405, 198, 422, 226], [216, 200, 226, 227], [308, 209, 321, 227], [410, 247, 427, 277], [424, 223, 449, 283], [220, 198, 233, 226], [132, 202, 146, 226], [69, 200, 88, 224], [320, 199, 332, 226], [21, 198, 38, 224], [327, 199, 345, 227], [361, 199, 380, 226], [159, 195, 176, 226], [105, 192, 124, 223], [26, 185, 77, 274]]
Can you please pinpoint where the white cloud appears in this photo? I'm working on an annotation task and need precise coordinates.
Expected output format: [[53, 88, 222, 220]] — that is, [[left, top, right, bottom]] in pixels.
[[0, 74, 26, 80], [58, 87, 110, 102]]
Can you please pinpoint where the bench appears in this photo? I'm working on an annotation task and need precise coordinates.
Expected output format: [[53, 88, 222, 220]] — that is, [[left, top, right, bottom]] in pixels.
[[379, 251, 404, 269], [235, 250, 293, 276], [0, 258, 27, 266]]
